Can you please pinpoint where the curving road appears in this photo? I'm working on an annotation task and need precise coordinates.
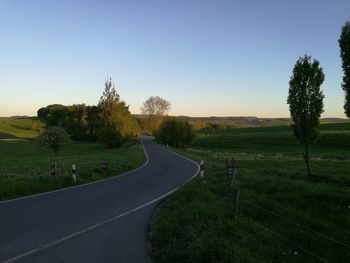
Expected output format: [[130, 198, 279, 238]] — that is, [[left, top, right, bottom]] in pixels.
[[0, 135, 199, 263]]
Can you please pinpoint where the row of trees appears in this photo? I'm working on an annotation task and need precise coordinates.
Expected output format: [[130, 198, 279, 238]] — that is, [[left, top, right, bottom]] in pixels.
[[38, 78, 140, 151], [287, 20, 350, 177], [38, 104, 101, 140], [37, 78, 196, 153]]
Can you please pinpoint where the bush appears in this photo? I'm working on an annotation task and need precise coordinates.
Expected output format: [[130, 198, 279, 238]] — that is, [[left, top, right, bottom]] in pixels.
[[98, 125, 123, 149], [37, 126, 72, 155], [155, 118, 194, 148], [120, 115, 140, 139]]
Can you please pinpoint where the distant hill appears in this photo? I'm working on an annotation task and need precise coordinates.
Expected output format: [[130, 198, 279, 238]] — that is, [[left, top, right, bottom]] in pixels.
[[1, 115, 347, 139], [320, 118, 349, 123], [0, 117, 41, 139], [9, 115, 37, 119], [134, 114, 349, 129]]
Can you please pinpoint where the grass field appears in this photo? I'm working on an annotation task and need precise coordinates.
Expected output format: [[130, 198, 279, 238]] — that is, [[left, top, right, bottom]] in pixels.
[[0, 117, 145, 201], [150, 122, 350, 263], [0, 117, 41, 139], [0, 139, 145, 201]]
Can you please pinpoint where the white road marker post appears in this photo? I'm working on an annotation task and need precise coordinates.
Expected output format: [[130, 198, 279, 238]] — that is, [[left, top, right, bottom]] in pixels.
[[72, 164, 77, 184], [200, 160, 204, 177]]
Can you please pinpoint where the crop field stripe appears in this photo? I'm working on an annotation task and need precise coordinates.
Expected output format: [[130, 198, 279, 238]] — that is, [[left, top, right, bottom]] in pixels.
[[242, 199, 350, 250], [246, 216, 328, 262]]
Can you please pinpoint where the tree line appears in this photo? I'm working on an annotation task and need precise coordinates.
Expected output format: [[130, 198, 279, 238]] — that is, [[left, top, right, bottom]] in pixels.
[[37, 78, 140, 151], [37, 78, 194, 154]]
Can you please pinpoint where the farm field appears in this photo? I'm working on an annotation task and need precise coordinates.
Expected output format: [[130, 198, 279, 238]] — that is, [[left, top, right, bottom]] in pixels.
[[0, 117, 41, 139], [0, 117, 145, 201], [150, 122, 350, 263]]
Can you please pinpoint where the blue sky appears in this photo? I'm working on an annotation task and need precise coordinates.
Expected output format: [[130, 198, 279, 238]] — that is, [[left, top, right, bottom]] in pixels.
[[1, 0, 349, 117]]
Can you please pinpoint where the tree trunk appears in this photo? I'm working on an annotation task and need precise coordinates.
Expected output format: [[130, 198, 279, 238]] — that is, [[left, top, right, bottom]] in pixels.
[[303, 144, 312, 177]]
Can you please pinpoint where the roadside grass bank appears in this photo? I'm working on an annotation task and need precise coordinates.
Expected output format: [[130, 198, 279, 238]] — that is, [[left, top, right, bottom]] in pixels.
[[0, 139, 144, 201], [150, 122, 350, 263]]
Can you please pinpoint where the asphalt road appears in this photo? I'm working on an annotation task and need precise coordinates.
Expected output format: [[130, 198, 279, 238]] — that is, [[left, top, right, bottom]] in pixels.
[[0, 135, 199, 263]]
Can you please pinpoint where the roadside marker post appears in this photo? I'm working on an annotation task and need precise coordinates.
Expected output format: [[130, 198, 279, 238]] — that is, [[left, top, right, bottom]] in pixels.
[[72, 164, 77, 184], [200, 160, 204, 177]]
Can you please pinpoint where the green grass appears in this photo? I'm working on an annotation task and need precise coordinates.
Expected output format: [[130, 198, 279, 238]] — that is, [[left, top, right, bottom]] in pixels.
[[0, 139, 145, 201], [0, 117, 145, 201], [0, 117, 41, 139], [150, 122, 350, 263]]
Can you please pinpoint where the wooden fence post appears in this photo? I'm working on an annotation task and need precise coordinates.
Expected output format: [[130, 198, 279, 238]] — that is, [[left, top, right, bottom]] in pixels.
[[227, 158, 239, 220]]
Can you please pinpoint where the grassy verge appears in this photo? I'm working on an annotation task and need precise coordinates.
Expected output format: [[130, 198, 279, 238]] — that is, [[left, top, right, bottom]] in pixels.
[[150, 122, 350, 263], [0, 139, 144, 201]]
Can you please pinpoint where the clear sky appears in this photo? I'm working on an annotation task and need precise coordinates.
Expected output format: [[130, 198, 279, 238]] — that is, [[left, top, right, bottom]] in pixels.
[[1, 0, 349, 118]]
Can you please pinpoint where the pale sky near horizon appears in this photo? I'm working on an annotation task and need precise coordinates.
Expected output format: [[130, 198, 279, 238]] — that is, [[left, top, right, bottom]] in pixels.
[[1, 0, 349, 118]]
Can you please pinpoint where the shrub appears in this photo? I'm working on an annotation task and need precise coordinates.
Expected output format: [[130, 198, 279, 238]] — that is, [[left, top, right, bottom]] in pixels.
[[37, 126, 72, 155], [98, 125, 123, 149], [155, 118, 194, 148]]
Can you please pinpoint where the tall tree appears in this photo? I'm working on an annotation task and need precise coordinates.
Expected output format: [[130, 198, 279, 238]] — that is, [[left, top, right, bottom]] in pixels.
[[98, 78, 123, 148], [97, 78, 139, 147], [339, 20, 350, 118], [140, 96, 171, 131], [140, 96, 171, 116], [287, 55, 325, 177], [98, 78, 120, 127]]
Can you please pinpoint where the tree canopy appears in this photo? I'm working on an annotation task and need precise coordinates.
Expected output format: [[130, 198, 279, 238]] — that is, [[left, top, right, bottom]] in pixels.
[[140, 96, 171, 132], [287, 55, 324, 176], [38, 104, 100, 141], [339, 20, 350, 118], [37, 78, 139, 147], [37, 126, 72, 155], [140, 96, 171, 116], [98, 78, 139, 148]]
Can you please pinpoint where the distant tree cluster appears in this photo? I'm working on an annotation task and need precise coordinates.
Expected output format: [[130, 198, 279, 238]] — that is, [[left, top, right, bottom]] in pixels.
[[190, 121, 227, 131], [190, 121, 208, 131], [38, 104, 101, 141], [155, 118, 194, 148], [37, 78, 139, 149]]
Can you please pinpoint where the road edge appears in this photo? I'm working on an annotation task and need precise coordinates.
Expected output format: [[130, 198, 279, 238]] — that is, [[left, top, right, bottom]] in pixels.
[[145, 142, 200, 263]]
